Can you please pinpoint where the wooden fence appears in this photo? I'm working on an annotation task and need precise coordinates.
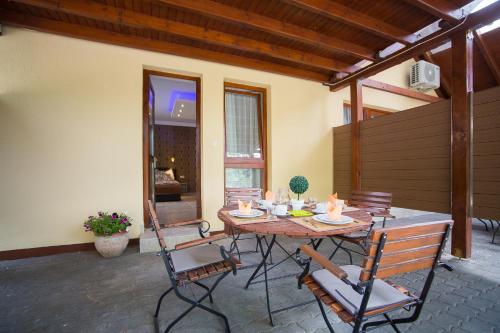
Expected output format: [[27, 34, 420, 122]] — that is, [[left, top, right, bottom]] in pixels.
[[332, 86, 500, 218]]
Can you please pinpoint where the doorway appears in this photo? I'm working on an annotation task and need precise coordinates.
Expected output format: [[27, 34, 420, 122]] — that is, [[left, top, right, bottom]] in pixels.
[[143, 70, 201, 227]]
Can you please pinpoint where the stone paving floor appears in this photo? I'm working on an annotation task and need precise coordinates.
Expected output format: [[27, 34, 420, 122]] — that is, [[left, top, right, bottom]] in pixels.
[[1, 215, 499, 333]]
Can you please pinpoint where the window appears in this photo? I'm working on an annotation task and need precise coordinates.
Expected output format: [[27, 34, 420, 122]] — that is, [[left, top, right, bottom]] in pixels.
[[224, 83, 267, 190], [343, 103, 392, 124]]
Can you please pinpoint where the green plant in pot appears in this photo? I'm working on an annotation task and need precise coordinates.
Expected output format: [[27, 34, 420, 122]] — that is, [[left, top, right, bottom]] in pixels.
[[84, 212, 132, 258], [289, 175, 309, 210]]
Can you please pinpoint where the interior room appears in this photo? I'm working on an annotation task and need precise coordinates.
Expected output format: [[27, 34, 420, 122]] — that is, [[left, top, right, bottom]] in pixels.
[[150, 74, 199, 225], [0, 1, 499, 332]]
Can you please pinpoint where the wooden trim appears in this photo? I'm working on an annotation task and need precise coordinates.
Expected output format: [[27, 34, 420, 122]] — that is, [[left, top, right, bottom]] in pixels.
[[326, 2, 500, 91], [0, 239, 139, 261], [223, 82, 268, 192], [0, 10, 329, 83], [350, 80, 363, 191], [156, 0, 375, 61], [143, 70, 202, 227], [288, 0, 415, 45], [362, 79, 441, 103], [450, 30, 473, 259], [473, 30, 500, 85]]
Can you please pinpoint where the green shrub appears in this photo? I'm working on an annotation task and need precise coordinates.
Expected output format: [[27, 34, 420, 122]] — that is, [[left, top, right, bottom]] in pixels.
[[84, 212, 132, 236], [289, 176, 309, 200]]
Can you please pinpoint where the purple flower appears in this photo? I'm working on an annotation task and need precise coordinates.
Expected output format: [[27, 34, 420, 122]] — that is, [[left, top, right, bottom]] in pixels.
[[112, 213, 118, 219]]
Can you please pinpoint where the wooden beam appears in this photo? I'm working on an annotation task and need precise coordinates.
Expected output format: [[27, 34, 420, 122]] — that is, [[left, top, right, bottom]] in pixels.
[[0, 10, 329, 83], [421, 52, 451, 98], [451, 30, 473, 259], [10, 0, 352, 73], [362, 78, 441, 103], [350, 80, 363, 191], [473, 30, 500, 85], [326, 1, 500, 91], [403, 0, 461, 24], [156, 0, 375, 61], [287, 0, 415, 45]]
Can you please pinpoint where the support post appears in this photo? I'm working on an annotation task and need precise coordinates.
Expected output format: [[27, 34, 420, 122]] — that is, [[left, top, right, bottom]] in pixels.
[[451, 30, 473, 258], [350, 80, 363, 191]]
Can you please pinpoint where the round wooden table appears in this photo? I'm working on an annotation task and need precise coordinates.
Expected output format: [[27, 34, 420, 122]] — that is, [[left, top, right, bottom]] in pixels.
[[218, 206, 372, 326], [217, 206, 372, 238]]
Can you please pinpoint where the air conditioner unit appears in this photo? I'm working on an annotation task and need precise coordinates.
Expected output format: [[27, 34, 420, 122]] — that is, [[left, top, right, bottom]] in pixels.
[[410, 60, 440, 91]]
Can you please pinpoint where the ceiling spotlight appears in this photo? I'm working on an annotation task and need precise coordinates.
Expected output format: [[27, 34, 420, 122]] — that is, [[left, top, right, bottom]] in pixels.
[[179, 110, 183, 113], [181, 104, 184, 107], [177, 114, 181, 117]]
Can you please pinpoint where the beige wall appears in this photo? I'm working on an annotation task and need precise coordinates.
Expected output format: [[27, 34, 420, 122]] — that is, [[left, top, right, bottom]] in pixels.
[[0, 27, 430, 251]]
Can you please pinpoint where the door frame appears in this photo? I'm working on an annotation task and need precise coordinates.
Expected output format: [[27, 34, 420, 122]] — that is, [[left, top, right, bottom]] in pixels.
[[142, 69, 202, 227]]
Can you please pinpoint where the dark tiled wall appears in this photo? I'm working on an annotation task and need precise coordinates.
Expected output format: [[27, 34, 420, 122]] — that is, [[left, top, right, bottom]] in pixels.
[[155, 125, 196, 192]]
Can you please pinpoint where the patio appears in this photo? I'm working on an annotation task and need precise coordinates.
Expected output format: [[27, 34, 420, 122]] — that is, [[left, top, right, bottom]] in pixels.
[[1, 217, 498, 333]]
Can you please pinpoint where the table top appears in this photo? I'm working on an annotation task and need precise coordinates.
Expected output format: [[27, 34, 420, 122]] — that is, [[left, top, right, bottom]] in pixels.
[[217, 206, 372, 238]]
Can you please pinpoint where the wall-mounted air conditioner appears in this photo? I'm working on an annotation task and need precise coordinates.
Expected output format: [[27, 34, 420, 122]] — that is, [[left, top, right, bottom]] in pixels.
[[410, 60, 440, 91]]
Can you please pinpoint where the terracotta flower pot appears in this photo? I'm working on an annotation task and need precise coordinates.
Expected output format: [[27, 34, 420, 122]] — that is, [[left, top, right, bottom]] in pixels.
[[94, 232, 129, 258]]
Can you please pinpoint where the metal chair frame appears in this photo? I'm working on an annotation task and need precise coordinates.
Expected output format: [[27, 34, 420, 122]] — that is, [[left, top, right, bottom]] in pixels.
[[299, 222, 452, 333], [148, 201, 238, 333]]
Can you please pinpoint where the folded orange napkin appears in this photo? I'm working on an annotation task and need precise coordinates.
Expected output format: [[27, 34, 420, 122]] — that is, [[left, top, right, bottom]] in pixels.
[[327, 201, 342, 221], [265, 191, 275, 201], [238, 200, 252, 215]]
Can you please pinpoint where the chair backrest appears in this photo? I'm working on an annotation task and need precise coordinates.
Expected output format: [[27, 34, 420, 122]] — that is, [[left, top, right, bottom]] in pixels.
[[147, 200, 167, 250], [224, 188, 263, 206], [360, 220, 453, 281], [349, 191, 392, 213]]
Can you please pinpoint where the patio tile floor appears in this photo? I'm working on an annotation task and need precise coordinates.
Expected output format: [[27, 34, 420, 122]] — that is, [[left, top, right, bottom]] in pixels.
[[1, 214, 499, 333]]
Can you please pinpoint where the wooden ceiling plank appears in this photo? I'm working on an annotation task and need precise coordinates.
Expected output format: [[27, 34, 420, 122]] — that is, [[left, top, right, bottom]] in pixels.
[[11, 0, 353, 72], [403, 0, 461, 24], [0, 10, 330, 82], [362, 78, 442, 103], [286, 0, 416, 45], [473, 30, 500, 85], [155, 0, 375, 61], [327, 1, 500, 91]]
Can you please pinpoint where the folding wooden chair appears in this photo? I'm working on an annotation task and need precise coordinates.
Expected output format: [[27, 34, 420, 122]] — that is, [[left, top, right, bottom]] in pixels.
[[224, 188, 266, 261], [328, 191, 396, 264], [147, 201, 240, 333], [299, 220, 453, 333]]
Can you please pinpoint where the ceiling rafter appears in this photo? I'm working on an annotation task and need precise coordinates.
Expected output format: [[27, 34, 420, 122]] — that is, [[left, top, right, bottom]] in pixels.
[[326, 1, 500, 91], [0, 10, 330, 82], [285, 0, 416, 45], [473, 30, 500, 84], [155, 0, 375, 61], [403, 0, 462, 24], [9, 0, 353, 72]]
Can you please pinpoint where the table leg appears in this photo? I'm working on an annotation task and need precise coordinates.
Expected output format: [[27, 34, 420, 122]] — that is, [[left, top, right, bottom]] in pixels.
[[244, 235, 276, 290]]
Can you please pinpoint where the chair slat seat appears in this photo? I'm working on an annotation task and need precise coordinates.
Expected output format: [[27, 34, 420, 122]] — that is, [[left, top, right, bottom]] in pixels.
[[303, 275, 417, 323], [175, 256, 241, 285]]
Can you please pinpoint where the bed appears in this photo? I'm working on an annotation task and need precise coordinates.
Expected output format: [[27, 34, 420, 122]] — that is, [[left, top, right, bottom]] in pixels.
[[155, 168, 181, 202]]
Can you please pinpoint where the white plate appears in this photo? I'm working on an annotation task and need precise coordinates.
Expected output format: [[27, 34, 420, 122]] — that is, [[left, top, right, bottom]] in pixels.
[[311, 208, 327, 214], [312, 214, 353, 225], [229, 209, 264, 218]]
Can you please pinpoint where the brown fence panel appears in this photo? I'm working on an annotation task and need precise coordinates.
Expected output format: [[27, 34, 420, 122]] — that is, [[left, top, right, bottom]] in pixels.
[[473, 86, 500, 220], [358, 100, 452, 213], [333, 124, 352, 199]]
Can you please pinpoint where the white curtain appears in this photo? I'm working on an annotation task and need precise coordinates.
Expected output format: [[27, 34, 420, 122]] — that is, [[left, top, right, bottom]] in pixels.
[[225, 92, 261, 158]]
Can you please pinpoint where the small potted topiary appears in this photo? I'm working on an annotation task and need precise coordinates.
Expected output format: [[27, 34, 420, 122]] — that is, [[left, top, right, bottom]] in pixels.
[[289, 175, 309, 210], [84, 212, 132, 258]]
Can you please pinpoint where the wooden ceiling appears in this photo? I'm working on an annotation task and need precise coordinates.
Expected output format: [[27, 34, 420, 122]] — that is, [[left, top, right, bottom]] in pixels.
[[0, 0, 498, 90]]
